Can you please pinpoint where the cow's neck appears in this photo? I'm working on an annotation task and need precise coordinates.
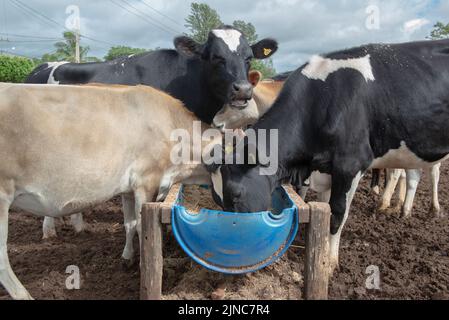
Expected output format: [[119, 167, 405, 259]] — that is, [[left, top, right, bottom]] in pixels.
[[159, 122, 216, 198], [175, 56, 225, 125], [253, 87, 316, 187]]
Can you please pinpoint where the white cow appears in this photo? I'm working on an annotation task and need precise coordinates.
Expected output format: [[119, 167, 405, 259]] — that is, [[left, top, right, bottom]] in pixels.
[[0, 83, 213, 299]]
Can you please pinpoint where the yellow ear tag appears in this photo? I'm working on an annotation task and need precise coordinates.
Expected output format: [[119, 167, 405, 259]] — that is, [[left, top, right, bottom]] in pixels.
[[263, 48, 272, 56]]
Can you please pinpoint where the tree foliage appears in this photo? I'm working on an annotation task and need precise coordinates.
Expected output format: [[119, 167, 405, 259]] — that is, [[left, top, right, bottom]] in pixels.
[[0, 55, 35, 83], [232, 20, 258, 45], [104, 46, 148, 61], [429, 22, 449, 39], [185, 3, 222, 43], [36, 31, 100, 64], [251, 59, 276, 79]]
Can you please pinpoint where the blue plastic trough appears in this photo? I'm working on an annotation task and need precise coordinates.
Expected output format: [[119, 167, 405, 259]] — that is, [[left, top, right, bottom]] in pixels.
[[171, 185, 299, 274]]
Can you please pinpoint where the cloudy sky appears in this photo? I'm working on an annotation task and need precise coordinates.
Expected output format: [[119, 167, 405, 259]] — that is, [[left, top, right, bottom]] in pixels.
[[0, 0, 447, 72]]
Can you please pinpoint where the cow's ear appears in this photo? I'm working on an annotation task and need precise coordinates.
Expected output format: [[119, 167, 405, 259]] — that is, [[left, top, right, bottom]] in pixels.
[[251, 39, 278, 60], [174, 36, 202, 57], [248, 70, 262, 87]]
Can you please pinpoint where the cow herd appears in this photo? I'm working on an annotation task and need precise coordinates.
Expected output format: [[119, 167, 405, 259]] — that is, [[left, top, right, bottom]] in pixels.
[[0, 26, 449, 300]]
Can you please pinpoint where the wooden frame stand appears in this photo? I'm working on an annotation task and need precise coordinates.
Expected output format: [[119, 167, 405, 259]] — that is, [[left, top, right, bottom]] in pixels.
[[140, 184, 331, 300]]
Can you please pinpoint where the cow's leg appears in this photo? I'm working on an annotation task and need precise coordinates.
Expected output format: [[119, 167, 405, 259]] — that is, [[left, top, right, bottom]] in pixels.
[[0, 198, 32, 300], [70, 213, 85, 233], [379, 169, 402, 212], [317, 190, 331, 203], [395, 170, 407, 210], [371, 169, 381, 195], [429, 164, 442, 218], [329, 171, 363, 273], [121, 193, 137, 262], [298, 185, 309, 200], [42, 217, 57, 239], [402, 169, 421, 218]]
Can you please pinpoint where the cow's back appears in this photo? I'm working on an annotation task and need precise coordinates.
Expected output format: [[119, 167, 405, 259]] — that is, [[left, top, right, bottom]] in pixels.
[[0, 83, 191, 176]]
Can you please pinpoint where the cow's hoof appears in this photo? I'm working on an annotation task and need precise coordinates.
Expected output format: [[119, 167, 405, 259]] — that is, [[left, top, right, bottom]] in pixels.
[[42, 231, 58, 240], [13, 288, 34, 300], [401, 210, 412, 219], [377, 204, 390, 213], [329, 259, 340, 276], [121, 257, 137, 270], [430, 207, 445, 219]]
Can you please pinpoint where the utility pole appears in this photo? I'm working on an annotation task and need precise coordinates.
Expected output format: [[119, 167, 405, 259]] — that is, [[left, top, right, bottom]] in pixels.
[[75, 29, 80, 63]]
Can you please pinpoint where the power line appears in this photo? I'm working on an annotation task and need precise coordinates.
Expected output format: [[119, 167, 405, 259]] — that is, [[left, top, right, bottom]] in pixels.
[[0, 38, 61, 43], [110, 0, 178, 36], [9, 0, 64, 32], [141, 0, 184, 28], [121, 0, 182, 34], [12, 0, 66, 30], [8, 0, 64, 37], [0, 32, 63, 40], [9, 0, 117, 49]]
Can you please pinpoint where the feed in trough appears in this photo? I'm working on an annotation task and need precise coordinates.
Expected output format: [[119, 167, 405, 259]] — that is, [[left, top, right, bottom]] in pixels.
[[182, 186, 222, 213]]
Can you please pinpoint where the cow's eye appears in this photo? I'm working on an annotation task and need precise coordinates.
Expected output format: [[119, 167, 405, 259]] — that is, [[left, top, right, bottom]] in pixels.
[[245, 57, 252, 65], [212, 55, 226, 66]]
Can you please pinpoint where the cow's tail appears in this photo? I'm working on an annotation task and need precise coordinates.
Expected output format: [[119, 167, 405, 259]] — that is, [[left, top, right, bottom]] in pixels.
[[371, 169, 381, 195]]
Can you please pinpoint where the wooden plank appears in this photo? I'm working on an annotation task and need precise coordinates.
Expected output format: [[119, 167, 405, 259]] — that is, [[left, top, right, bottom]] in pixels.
[[140, 203, 163, 300], [283, 185, 310, 223], [304, 202, 331, 300], [160, 184, 182, 224]]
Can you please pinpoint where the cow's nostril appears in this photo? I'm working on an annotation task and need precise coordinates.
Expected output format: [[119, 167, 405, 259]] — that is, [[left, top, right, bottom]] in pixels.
[[233, 84, 241, 92]]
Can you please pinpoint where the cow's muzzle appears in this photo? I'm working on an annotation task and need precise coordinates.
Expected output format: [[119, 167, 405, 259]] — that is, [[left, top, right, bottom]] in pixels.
[[230, 81, 253, 110]]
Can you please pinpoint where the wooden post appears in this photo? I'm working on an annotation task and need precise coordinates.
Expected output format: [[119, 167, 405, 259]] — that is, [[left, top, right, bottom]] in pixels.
[[140, 203, 163, 300], [304, 202, 331, 300]]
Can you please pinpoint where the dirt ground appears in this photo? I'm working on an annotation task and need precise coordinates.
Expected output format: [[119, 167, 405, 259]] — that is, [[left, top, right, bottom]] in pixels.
[[1, 163, 449, 300]]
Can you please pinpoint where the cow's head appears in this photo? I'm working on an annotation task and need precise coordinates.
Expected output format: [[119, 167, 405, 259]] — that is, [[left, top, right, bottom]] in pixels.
[[213, 71, 263, 131], [205, 140, 275, 213], [174, 26, 278, 114], [208, 163, 274, 213]]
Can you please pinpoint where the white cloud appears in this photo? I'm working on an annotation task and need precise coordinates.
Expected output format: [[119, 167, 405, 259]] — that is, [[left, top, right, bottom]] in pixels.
[[402, 18, 430, 35], [0, 0, 442, 72]]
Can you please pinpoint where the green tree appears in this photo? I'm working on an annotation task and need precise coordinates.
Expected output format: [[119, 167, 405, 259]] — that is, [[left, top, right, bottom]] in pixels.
[[185, 3, 222, 43], [429, 22, 449, 39], [37, 31, 100, 64], [232, 20, 258, 45], [251, 59, 276, 79], [0, 55, 35, 83], [104, 46, 148, 61]]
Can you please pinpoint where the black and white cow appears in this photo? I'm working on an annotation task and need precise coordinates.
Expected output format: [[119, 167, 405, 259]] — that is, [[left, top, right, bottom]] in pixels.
[[208, 39, 449, 269], [26, 26, 278, 124], [26, 26, 278, 239]]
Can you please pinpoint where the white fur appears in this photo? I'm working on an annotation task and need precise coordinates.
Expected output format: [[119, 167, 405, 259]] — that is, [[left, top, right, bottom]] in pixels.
[[212, 29, 242, 52], [156, 167, 181, 202], [309, 171, 332, 193], [370, 141, 447, 169], [379, 169, 404, 210], [302, 54, 375, 82], [403, 169, 421, 217], [46, 62, 69, 84], [329, 172, 362, 270], [211, 171, 224, 203], [42, 217, 57, 239]]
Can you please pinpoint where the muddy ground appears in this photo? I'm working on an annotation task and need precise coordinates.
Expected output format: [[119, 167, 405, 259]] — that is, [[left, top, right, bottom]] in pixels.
[[1, 163, 449, 300]]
